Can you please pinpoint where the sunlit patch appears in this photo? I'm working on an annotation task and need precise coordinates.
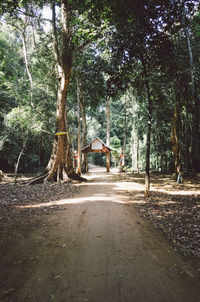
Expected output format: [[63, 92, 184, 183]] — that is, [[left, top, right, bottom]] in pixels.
[[15, 178, 145, 209], [14, 169, 200, 210], [151, 187, 200, 196], [155, 201, 177, 205]]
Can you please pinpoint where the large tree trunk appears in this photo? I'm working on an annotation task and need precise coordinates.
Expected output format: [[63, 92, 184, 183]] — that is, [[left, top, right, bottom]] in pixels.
[[46, 0, 85, 182], [106, 95, 111, 172]]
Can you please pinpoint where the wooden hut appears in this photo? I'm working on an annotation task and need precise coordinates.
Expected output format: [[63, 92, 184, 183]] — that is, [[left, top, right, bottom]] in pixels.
[[81, 137, 112, 172]]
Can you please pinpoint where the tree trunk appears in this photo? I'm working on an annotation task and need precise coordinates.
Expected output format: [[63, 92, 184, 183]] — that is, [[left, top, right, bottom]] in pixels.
[[76, 76, 81, 175], [171, 88, 181, 177], [182, 1, 200, 171], [120, 97, 127, 172], [123, 98, 127, 153], [160, 153, 164, 174], [136, 136, 139, 173], [145, 91, 152, 196], [14, 134, 28, 183], [131, 136, 134, 171], [106, 95, 111, 172], [46, 0, 85, 182], [20, 29, 34, 108], [131, 94, 139, 173], [184, 110, 191, 171], [106, 152, 110, 173], [79, 77, 88, 173], [141, 57, 152, 197], [114, 157, 117, 169]]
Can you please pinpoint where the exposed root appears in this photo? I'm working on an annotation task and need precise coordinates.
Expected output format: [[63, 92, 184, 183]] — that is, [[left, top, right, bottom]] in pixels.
[[27, 172, 86, 185], [67, 170, 87, 182], [28, 173, 48, 185]]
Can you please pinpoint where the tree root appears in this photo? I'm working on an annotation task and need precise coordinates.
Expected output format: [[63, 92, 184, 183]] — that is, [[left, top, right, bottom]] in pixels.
[[26, 166, 87, 185], [67, 171, 87, 182], [27, 172, 86, 185], [28, 173, 49, 185]]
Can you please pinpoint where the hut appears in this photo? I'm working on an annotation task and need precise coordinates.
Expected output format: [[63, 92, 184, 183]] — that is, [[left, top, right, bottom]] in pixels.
[[81, 137, 112, 172]]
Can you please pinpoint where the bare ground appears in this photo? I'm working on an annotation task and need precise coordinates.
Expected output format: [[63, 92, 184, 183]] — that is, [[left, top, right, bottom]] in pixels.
[[0, 167, 200, 302]]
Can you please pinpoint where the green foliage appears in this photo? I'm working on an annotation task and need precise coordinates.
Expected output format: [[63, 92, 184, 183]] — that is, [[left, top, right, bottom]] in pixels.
[[110, 136, 121, 167], [0, 105, 52, 172], [0, 0, 199, 174]]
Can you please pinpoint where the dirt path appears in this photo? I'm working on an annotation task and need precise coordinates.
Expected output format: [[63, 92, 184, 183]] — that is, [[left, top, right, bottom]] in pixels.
[[0, 167, 199, 302]]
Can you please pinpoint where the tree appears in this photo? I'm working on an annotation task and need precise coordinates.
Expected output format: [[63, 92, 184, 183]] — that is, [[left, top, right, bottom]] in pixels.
[[76, 75, 82, 175], [0, 0, 199, 183], [2, 106, 44, 179], [110, 136, 121, 169]]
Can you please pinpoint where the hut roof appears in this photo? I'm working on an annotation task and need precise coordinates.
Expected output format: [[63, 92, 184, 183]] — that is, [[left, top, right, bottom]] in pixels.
[[81, 137, 112, 154]]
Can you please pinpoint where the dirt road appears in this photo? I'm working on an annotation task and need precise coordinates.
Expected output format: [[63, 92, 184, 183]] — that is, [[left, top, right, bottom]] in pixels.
[[0, 167, 199, 302]]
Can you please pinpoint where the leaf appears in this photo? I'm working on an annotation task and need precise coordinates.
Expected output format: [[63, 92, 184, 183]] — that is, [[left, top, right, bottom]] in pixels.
[[55, 275, 62, 279]]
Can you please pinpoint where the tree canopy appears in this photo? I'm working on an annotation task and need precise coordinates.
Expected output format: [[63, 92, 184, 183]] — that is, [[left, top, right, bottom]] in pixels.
[[0, 0, 199, 192]]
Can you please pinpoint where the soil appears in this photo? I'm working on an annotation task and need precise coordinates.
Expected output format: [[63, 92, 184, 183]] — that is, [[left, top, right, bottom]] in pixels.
[[0, 166, 200, 302]]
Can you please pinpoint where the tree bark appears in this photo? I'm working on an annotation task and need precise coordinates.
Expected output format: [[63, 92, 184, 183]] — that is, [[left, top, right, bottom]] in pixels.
[[79, 77, 88, 173], [171, 88, 181, 177], [120, 97, 127, 172], [46, 0, 85, 182], [76, 76, 81, 175], [106, 95, 111, 172], [20, 27, 34, 108], [106, 152, 110, 173], [136, 135, 139, 173], [141, 56, 152, 196], [131, 94, 139, 172], [131, 136, 134, 171], [182, 1, 200, 171], [52, 2, 61, 76], [184, 109, 191, 171], [14, 133, 28, 183]]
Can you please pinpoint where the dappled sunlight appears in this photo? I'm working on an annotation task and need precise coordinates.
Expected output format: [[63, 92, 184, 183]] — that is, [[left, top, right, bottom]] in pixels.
[[12, 169, 200, 212], [151, 187, 200, 196], [16, 195, 131, 209], [17, 195, 117, 208], [154, 200, 177, 206], [16, 178, 145, 210], [116, 172, 200, 197], [5, 168, 200, 259]]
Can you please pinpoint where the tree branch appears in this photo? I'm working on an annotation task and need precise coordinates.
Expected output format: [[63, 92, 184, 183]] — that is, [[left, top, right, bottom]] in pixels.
[[52, 2, 61, 67], [75, 32, 104, 52]]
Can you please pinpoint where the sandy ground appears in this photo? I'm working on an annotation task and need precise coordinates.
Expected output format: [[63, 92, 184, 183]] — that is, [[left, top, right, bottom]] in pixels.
[[0, 166, 200, 302]]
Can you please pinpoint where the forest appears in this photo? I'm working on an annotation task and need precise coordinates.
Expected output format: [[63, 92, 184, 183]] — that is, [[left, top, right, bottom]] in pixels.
[[0, 0, 200, 194], [0, 1, 200, 301]]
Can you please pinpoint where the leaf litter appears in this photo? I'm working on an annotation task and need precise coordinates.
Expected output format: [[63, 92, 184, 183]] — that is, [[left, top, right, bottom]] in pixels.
[[127, 173, 200, 258]]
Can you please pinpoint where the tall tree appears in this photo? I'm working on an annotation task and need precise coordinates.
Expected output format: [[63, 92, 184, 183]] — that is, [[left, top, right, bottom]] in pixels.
[[78, 76, 88, 173], [106, 90, 111, 172], [181, 0, 200, 171], [45, 0, 79, 182], [76, 75, 82, 175], [43, 0, 106, 181]]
